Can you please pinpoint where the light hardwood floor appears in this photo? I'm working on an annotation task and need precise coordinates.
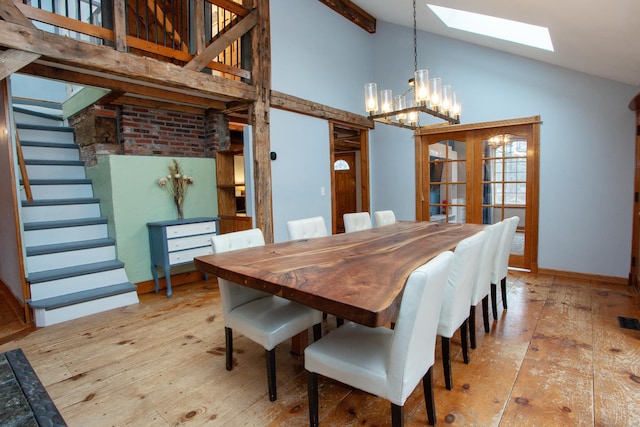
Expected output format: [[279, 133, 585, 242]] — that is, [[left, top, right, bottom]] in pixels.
[[1, 272, 639, 426]]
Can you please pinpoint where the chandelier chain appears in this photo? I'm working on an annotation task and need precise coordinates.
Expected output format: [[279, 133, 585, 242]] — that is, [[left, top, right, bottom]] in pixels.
[[413, 0, 417, 73]]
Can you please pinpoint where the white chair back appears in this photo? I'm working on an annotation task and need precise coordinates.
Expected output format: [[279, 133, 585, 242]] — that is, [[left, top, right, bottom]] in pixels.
[[343, 212, 372, 233], [374, 210, 396, 227], [491, 216, 519, 283], [211, 229, 270, 315], [470, 222, 505, 306], [387, 250, 453, 402], [286, 216, 328, 239], [438, 231, 486, 338]]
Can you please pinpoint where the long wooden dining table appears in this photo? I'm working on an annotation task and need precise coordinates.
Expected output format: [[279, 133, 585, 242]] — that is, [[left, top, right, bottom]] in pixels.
[[194, 221, 484, 328]]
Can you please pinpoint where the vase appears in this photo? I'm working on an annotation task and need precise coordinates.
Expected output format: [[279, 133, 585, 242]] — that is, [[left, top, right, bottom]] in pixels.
[[175, 196, 184, 219]]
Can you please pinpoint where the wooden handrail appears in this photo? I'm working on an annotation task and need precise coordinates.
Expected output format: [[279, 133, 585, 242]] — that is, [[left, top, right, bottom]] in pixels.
[[14, 120, 32, 203]]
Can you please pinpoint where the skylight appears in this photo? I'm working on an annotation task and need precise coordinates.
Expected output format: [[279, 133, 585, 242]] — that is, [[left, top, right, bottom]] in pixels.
[[427, 4, 554, 52]]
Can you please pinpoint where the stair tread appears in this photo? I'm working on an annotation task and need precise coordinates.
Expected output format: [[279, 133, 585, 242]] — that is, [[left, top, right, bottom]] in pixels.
[[16, 123, 73, 132], [14, 106, 63, 121], [23, 179, 92, 185], [27, 260, 125, 283], [22, 198, 99, 207], [24, 159, 84, 166], [28, 282, 138, 310], [24, 217, 108, 231], [27, 238, 115, 256], [20, 140, 77, 149]]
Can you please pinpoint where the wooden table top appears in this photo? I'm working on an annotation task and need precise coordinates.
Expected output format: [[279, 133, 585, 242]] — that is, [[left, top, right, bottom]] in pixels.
[[194, 221, 485, 327]]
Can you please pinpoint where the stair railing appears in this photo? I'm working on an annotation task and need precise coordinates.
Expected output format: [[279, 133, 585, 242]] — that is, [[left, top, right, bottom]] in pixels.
[[14, 120, 33, 203]]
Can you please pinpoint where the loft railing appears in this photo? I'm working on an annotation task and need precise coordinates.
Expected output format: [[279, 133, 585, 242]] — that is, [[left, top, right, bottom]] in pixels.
[[18, 0, 250, 81]]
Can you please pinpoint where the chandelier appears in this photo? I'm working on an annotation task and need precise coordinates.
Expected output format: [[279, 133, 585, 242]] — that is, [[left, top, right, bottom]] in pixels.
[[364, 0, 460, 129]]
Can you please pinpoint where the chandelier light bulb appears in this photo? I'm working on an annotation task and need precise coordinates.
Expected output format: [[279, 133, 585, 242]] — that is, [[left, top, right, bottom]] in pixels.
[[442, 85, 452, 114], [380, 89, 393, 113], [395, 94, 407, 121], [364, 83, 378, 113], [429, 77, 442, 111], [414, 69, 429, 105]]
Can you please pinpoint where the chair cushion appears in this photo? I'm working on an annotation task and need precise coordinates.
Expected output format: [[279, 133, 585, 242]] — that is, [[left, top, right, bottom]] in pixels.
[[228, 296, 322, 350], [305, 322, 391, 398], [287, 216, 328, 239]]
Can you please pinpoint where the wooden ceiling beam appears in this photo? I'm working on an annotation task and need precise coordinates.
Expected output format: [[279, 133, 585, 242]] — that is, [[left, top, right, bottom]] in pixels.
[[206, 0, 250, 17], [0, 19, 256, 102], [19, 62, 228, 111], [318, 0, 376, 34], [0, 1, 39, 80]]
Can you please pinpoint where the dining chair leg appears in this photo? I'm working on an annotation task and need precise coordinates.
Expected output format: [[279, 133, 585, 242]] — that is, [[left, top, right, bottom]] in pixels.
[[441, 336, 452, 390], [461, 319, 470, 364], [313, 323, 322, 341], [307, 371, 319, 427], [336, 318, 344, 327], [491, 283, 498, 320], [482, 295, 490, 333], [501, 277, 508, 309], [469, 306, 477, 349], [266, 349, 277, 402], [224, 327, 233, 371], [422, 366, 436, 426], [391, 403, 404, 427]]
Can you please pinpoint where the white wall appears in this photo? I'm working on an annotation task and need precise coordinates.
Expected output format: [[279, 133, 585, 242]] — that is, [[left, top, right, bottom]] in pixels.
[[270, 1, 639, 278], [270, 0, 371, 241]]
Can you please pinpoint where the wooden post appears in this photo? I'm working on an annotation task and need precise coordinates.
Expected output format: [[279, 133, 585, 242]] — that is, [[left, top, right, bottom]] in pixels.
[[249, 0, 273, 243]]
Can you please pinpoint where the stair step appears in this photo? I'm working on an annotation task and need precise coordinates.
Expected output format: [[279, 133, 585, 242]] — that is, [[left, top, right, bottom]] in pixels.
[[24, 159, 84, 166], [21, 201, 100, 223], [28, 282, 138, 310], [22, 197, 100, 207], [25, 179, 92, 185], [20, 140, 77, 150], [27, 260, 125, 284], [24, 217, 107, 231], [17, 123, 73, 133], [26, 238, 115, 257], [21, 181, 94, 201], [16, 124, 75, 145], [14, 106, 63, 123]]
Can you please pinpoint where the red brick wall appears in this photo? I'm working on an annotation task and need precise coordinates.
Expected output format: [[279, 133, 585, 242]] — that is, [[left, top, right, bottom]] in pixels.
[[70, 104, 229, 165], [120, 106, 208, 157]]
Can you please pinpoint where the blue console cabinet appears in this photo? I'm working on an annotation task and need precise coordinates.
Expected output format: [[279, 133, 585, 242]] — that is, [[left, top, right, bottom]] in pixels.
[[147, 217, 219, 297]]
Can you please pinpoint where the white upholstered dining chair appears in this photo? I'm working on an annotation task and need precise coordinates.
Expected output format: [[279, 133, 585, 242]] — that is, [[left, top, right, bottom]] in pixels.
[[343, 212, 372, 233], [437, 230, 485, 390], [286, 216, 328, 239], [305, 251, 454, 427], [490, 216, 519, 320], [469, 221, 504, 349], [374, 210, 396, 227], [210, 228, 323, 402]]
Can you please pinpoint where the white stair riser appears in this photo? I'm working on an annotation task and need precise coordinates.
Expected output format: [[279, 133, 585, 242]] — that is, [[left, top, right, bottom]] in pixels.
[[14, 111, 64, 126], [33, 291, 140, 327], [24, 224, 108, 247], [21, 184, 93, 201], [22, 203, 101, 222], [25, 164, 86, 180], [30, 268, 130, 300], [17, 128, 74, 144], [22, 145, 79, 161], [27, 246, 116, 273]]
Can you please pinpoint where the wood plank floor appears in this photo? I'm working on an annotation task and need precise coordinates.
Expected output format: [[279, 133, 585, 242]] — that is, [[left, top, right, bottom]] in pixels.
[[1, 272, 639, 426]]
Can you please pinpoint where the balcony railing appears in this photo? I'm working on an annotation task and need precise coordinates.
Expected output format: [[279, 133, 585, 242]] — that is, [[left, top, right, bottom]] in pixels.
[[18, 0, 250, 81]]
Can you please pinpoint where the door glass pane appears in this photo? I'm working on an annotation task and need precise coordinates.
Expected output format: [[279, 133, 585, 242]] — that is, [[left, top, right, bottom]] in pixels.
[[428, 139, 466, 223], [482, 134, 526, 255]]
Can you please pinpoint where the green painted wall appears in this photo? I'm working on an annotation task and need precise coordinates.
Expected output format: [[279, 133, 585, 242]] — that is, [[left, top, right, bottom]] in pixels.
[[87, 155, 217, 284]]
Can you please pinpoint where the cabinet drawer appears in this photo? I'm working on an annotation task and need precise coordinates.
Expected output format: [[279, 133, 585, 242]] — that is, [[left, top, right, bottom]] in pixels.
[[168, 246, 213, 265], [167, 234, 215, 252], [165, 221, 217, 239]]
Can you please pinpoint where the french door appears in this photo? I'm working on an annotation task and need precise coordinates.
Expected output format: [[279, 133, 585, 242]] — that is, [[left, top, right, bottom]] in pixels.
[[415, 117, 540, 270]]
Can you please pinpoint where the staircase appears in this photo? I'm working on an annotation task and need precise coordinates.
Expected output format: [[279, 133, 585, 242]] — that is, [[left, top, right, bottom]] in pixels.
[[15, 102, 139, 327]]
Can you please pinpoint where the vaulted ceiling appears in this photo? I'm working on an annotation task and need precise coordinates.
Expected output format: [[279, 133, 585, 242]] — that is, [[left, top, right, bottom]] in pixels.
[[346, 0, 640, 86]]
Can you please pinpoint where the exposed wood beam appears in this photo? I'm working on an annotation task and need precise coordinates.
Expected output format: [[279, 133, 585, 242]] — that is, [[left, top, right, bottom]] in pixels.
[[113, 0, 127, 52], [318, 0, 376, 34], [19, 62, 228, 111], [185, 9, 258, 72], [111, 95, 206, 115], [0, 1, 39, 80], [207, 0, 250, 17], [0, 19, 256, 102], [270, 90, 373, 129]]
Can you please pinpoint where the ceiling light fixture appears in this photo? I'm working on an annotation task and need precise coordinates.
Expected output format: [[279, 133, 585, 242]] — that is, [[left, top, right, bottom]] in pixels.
[[364, 0, 460, 130]]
